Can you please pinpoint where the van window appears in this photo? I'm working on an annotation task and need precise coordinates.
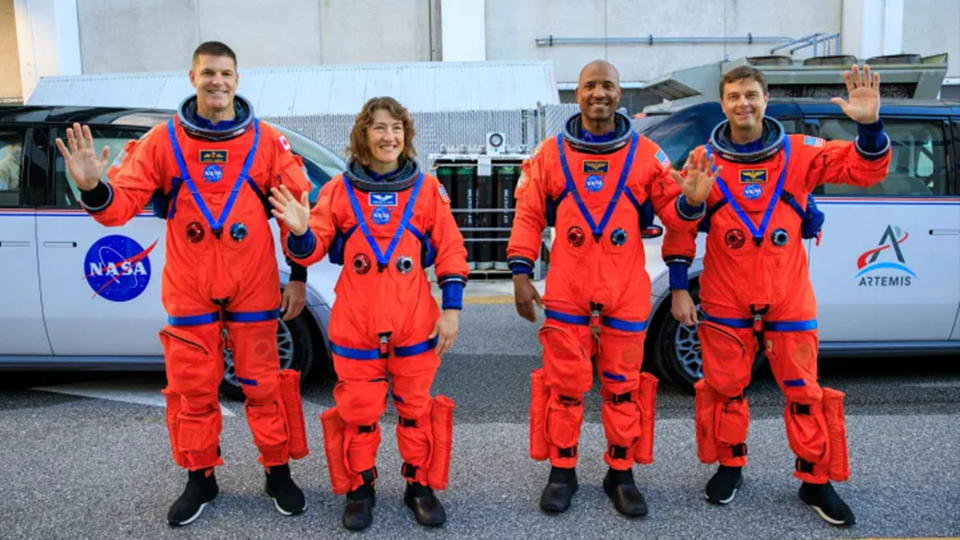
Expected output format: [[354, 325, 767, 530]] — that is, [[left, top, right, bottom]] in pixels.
[[0, 130, 26, 207], [815, 119, 948, 196], [53, 127, 143, 208]]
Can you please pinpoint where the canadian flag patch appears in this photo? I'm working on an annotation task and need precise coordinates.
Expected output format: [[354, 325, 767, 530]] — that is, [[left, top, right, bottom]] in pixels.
[[278, 135, 292, 152]]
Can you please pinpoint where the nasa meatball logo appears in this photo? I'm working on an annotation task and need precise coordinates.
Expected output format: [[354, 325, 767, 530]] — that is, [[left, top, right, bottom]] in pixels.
[[202, 164, 223, 183], [742, 183, 763, 200], [83, 235, 157, 302], [371, 206, 392, 225], [585, 174, 604, 192]]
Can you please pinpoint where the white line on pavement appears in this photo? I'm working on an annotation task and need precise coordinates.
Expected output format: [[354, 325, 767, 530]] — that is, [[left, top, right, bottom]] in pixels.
[[31, 379, 236, 417]]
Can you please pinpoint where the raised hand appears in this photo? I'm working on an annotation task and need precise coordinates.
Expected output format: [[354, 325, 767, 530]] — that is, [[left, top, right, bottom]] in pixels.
[[513, 273, 544, 323], [269, 185, 311, 236], [670, 151, 719, 206], [831, 64, 881, 124], [54, 122, 111, 191]]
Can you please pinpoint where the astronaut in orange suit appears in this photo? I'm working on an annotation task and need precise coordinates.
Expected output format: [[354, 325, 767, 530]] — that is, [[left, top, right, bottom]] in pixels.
[[508, 60, 715, 517], [670, 65, 890, 526], [56, 41, 311, 527], [271, 96, 468, 531]]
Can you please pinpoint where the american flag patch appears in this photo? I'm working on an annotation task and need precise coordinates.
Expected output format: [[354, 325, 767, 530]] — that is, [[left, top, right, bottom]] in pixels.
[[438, 183, 451, 203], [655, 149, 671, 168], [803, 136, 824, 148]]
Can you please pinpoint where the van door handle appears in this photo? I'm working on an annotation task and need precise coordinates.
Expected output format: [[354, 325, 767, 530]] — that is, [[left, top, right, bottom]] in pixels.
[[0, 240, 31, 247], [42, 241, 78, 248], [929, 229, 960, 236]]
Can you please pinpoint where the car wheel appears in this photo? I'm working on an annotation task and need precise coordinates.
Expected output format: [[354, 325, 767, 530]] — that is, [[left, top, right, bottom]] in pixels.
[[649, 284, 767, 393], [219, 311, 316, 401]]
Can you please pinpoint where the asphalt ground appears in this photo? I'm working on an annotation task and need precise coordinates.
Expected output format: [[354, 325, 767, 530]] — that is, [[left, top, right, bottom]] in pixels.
[[1, 302, 958, 539]]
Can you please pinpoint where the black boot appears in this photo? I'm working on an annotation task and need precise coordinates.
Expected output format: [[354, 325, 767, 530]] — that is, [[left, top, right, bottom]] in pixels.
[[799, 482, 856, 526], [342, 469, 376, 531], [602, 468, 648, 517], [167, 468, 219, 527], [404, 482, 446, 527], [264, 463, 306, 516], [539, 467, 578, 513], [705, 465, 743, 505]]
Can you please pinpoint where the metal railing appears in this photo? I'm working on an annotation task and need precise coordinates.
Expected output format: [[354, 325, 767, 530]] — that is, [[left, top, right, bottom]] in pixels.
[[769, 33, 842, 56]]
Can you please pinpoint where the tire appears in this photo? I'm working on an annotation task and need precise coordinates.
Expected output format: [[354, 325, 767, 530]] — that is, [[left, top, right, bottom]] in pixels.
[[649, 284, 767, 393], [219, 311, 316, 401]]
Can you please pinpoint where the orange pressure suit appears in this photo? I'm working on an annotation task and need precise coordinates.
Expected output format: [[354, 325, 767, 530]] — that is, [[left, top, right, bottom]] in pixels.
[[507, 113, 703, 471], [680, 118, 890, 483], [286, 160, 468, 493], [81, 96, 312, 471]]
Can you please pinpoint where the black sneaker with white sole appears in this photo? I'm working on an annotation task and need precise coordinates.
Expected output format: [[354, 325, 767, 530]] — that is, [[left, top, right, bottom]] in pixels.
[[705, 465, 743, 505], [798, 481, 855, 526], [265, 463, 306, 516], [167, 468, 219, 527]]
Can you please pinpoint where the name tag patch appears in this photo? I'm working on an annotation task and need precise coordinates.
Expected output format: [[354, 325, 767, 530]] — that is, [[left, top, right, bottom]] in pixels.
[[740, 169, 767, 183], [368, 192, 398, 207], [582, 160, 609, 174], [199, 150, 228, 163]]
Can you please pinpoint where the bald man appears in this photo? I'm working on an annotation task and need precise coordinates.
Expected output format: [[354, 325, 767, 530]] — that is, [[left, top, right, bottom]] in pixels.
[[508, 60, 715, 516]]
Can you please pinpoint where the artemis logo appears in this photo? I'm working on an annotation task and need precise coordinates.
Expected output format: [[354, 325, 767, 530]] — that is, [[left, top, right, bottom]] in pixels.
[[856, 225, 915, 287], [83, 235, 158, 301]]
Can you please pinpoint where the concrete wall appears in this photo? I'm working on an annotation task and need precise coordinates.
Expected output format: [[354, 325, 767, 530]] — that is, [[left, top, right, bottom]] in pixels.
[[10, 0, 954, 97], [900, 0, 959, 79], [485, 0, 842, 84], [76, 0, 431, 73]]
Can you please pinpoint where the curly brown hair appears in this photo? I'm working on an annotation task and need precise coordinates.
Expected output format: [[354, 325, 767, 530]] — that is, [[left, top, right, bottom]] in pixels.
[[347, 97, 417, 166]]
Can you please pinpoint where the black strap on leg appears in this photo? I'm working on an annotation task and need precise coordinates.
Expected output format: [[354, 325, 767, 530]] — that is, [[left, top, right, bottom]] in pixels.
[[357, 423, 377, 434], [609, 391, 633, 404], [401, 463, 419, 479], [790, 403, 812, 415], [360, 467, 378, 485], [399, 416, 417, 427], [557, 445, 578, 458], [796, 458, 815, 474], [730, 443, 747, 458], [608, 445, 629, 460], [558, 395, 582, 406]]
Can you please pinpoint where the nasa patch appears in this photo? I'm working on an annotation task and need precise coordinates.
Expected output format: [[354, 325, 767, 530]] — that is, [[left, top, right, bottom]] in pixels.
[[371, 206, 392, 225], [368, 192, 398, 207], [743, 183, 763, 200], [585, 174, 604, 192], [202, 164, 223, 183], [84, 235, 157, 302]]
